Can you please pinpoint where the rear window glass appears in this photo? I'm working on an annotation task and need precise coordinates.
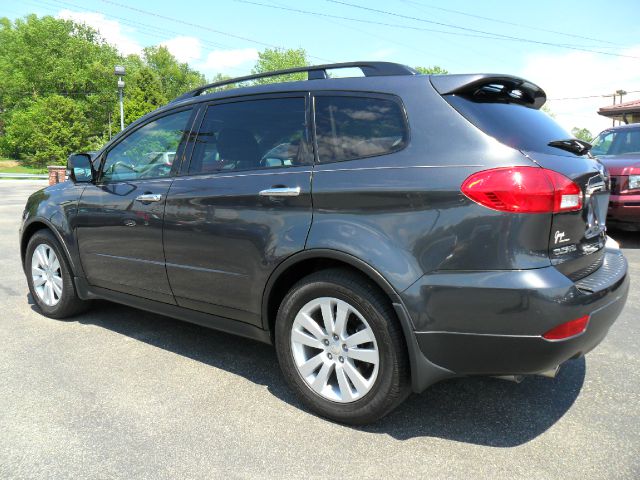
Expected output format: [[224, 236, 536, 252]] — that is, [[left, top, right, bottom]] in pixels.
[[314, 96, 407, 163], [446, 95, 575, 156]]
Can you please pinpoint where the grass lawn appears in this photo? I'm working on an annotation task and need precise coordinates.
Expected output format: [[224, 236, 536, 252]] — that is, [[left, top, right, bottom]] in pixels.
[[0, 159, 47, 174]]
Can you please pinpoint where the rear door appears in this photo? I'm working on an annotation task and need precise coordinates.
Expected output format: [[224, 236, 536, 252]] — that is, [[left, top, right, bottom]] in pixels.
[[444, 88, 608, 280], [163, 94, 313, 326]]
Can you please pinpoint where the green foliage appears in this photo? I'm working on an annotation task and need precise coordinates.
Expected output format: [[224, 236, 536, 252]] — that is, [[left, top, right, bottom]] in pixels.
[[0, 14, 206, 163], [122, 67, 167, 126], [142, 46, 205, 99], [571, 127, 594, 143], [251, 48, 309, 84], [541, 104, 556, 118], [414, 65, 448, 75], [3, 95, 93, 167], [0, 14, 119, 125], [207, 73, 236, 92]]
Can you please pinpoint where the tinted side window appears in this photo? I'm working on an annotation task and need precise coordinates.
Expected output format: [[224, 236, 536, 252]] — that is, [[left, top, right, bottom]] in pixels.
[[189, 97, 307, 174], [314, 96, 407, 163], [100, 109, 192, 182]]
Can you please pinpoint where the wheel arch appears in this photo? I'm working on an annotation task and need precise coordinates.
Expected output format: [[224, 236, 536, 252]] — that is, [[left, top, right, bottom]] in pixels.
[[21, 219, 77, 275], [262, 248, 455, 392], [262, 249, 402, 333]]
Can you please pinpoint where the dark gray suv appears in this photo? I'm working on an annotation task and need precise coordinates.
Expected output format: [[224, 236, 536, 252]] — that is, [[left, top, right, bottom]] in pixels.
[[20, 62, 629, 424]]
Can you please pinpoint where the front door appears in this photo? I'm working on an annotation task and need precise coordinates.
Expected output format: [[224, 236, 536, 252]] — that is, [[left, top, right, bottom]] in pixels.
[[163, 95, 313, 325], [76, 108, 195, 303]]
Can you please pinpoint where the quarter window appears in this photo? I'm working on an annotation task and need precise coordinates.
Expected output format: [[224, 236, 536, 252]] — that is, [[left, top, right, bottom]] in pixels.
[[188, 97, 308, 174], [314, 96, 407, 163], [100, 109, 192, 182]]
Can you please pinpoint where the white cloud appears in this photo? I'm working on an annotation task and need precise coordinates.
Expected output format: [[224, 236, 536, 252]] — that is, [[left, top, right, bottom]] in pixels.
[[160, 36, 202, 63], [201, 48, 259, 74], [57, 9, 142, 56], [519, 45, 640, 135]]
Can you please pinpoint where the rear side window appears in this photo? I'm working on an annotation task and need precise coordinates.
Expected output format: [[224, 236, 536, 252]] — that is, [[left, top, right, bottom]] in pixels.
[[314, 96, 407, 163], [446, 95, 575, 156], [188, 97, 308, 174]]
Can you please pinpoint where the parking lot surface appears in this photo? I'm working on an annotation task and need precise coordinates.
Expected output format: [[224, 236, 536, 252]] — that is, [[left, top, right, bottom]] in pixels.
[[0, 180, 638, 479]]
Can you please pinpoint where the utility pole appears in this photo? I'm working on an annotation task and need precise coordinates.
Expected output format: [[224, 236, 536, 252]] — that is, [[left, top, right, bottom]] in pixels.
[[114, 65, 126, 131]]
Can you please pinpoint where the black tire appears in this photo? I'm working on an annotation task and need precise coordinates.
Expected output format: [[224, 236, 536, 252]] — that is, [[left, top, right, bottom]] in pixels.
[[25, 229, 90, 319], [275, 268, 410, 425]]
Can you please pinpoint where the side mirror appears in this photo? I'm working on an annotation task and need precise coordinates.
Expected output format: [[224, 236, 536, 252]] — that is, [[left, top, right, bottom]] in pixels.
[[67, 153, 94, 183]]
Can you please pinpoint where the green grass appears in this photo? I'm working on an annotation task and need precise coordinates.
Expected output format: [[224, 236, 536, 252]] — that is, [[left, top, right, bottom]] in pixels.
[[0, 159, 47, 174]]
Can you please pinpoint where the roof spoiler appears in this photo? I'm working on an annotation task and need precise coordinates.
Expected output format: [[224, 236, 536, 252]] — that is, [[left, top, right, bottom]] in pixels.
[[430, 74, 547, 109]]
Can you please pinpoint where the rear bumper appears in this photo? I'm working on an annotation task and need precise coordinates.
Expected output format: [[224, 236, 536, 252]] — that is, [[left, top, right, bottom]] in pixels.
[[402, 245, 629, 378], [608, 193, 640, 227]]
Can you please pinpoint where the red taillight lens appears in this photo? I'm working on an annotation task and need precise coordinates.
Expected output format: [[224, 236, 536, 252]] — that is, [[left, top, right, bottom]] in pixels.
[[461, 167, 583, 213], [543, 315, 590, 340]]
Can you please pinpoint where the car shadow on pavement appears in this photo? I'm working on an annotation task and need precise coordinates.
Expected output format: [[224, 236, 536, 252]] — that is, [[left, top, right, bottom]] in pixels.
[[360, 360, 585, 446], [30, 296, 585, 448]]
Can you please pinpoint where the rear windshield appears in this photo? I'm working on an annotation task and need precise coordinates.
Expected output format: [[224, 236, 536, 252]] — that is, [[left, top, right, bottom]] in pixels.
[[591, 128, 640, 156], [446, 95, 575, 156]]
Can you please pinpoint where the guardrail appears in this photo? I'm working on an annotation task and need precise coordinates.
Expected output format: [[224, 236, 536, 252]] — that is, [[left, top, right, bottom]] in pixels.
[[0, 173, 49, 180]]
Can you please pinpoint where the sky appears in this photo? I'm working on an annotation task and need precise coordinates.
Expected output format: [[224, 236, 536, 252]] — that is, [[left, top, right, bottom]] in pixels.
[[2, 0, 640, 135]]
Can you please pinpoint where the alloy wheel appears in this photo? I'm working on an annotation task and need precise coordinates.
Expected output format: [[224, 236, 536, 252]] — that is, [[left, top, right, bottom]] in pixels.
[[31, 244, 63, 306], [290, 297, 380, 403]]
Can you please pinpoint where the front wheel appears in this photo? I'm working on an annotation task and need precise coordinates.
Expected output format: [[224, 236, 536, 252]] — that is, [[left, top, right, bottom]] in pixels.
[[25, 230, 90, 319], [275, 269, 410, 424]]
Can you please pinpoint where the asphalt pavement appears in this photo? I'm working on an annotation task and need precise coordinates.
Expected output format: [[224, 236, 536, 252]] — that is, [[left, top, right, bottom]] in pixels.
[[0, 180, 638, 479]]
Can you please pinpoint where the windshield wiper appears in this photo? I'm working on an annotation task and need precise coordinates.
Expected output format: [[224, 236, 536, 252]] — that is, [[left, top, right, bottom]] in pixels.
[[548, 138, 592, 156]]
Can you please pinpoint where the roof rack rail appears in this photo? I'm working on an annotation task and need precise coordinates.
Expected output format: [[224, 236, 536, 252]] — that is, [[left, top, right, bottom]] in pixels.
[[170, 61, 417, 103]]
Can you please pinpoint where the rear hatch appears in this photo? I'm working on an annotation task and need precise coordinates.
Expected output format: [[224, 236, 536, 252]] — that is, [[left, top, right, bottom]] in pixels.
[[431, 74, 609, 280]]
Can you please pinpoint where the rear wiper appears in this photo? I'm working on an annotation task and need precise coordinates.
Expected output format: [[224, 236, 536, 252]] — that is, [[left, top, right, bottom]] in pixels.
[[548, 138, 592, 156]]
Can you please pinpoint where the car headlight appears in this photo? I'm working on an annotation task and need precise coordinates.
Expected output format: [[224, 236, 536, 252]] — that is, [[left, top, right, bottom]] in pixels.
[[629, 175, 640, 190]]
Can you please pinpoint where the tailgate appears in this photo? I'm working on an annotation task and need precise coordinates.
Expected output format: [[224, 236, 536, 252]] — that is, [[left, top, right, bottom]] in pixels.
[[524, 151, 608, 280]]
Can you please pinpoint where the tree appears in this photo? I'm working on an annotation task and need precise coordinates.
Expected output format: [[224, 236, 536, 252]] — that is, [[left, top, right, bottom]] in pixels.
[[571, 127, 594, 143], [251, 48, 309, 84], [541, 104, 556, 118], [142, 46, 205, 100], [414, 65, 448, 74], [208, 73, 236, 92], [0, 14, 119, 126], [122, 67, 167, 126], [3, 95, 93, 167]]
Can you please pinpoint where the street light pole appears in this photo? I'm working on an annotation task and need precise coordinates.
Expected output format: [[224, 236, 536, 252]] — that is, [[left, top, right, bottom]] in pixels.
[[114, 65, 126, 131]]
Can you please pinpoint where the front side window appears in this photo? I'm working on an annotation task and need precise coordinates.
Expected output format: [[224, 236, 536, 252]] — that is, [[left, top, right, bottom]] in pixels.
[[314, 95, 407, 163], [188, 97, 307, 175], [100, 109, 192, 182]]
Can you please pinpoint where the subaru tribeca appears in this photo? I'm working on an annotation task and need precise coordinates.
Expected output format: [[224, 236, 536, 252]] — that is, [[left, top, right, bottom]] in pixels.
[[20, 62, 629, 424]]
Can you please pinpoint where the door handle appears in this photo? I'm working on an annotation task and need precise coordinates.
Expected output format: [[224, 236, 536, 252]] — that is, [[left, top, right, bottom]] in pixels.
[[135, 193, 163, 203], [258, 187, 301, 197]]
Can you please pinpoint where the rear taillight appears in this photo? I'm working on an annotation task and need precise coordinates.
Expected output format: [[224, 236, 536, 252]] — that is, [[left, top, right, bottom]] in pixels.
[[461, 167, 583, 214], [543, 315, 590, 340]]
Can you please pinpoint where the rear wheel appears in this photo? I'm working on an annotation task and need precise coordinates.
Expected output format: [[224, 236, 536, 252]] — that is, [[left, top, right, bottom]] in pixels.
[[275, 269, 409, 424], [25, 230, 90, 319]]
